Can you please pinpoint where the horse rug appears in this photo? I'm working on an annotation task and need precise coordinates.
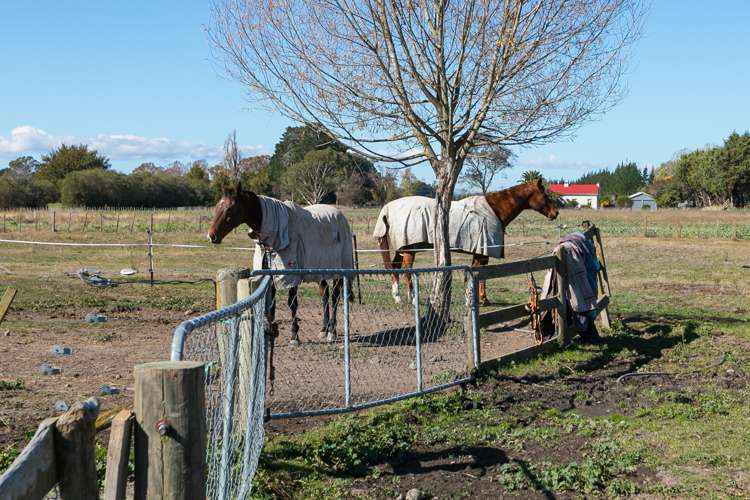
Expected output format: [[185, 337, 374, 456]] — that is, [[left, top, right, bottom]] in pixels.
[[251, 196, 354, 288], [372, 195, 504, 258]]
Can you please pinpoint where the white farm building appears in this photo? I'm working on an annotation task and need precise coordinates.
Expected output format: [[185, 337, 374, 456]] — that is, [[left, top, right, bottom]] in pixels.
[[548, 183, 600, 209]]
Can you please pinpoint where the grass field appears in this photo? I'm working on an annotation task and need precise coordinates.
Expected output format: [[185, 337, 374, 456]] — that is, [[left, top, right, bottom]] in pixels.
[[1, 207, 749, 498], [2, 206, 750, 240]]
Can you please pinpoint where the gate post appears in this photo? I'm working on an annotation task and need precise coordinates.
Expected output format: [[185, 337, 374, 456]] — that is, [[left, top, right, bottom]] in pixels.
[[134, 361, 206, 500], [464, 270, 481, 374]]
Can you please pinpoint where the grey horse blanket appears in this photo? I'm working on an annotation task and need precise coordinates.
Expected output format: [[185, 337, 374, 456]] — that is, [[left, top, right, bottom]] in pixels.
[[251, 196, 354, 287], [373, 196, 504, 258]]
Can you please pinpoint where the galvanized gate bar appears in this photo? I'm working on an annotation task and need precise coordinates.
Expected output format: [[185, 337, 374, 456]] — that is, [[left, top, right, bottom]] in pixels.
[[470, 273, 481, 371], [343, 276, 351, 408], [413, 274, 422, 392]]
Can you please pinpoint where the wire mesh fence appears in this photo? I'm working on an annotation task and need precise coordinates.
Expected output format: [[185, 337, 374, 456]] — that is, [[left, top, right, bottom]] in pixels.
[[171, 276, 270, 500], [256, 267, 475, 418]]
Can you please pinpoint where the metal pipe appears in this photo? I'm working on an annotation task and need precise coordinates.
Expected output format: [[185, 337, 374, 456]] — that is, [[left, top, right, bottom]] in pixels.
[[269, 376, 474, 419], [343, 276, 351, 407], [170, 276, 272, 361], [413, 273, 422, 392], [471, 273, 481, 371]]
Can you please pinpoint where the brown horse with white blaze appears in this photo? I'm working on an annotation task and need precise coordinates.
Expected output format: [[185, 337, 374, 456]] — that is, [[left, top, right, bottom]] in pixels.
[[375, 179, 559, 305]]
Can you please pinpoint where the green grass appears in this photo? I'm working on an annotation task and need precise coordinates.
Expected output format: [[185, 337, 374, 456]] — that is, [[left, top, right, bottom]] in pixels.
[[248, 306, 750, 498]]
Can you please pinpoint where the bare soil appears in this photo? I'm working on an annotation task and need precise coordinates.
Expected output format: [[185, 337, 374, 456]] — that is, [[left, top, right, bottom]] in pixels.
[[0, 305, 175, 448]]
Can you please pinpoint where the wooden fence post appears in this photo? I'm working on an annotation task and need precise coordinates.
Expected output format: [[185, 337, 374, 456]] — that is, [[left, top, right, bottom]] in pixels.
[[236, 278, 254, 430], [216, 268, 243, 366], [103, 409, 134, 500], [52, 211, 56, 232], [134, 361, 206, 500], [54, 398, 100, 500], [555, 246, 571, 346], [0, 416, 59, 500]]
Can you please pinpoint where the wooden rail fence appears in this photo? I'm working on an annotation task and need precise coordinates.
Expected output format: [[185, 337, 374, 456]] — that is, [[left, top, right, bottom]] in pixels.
[[0, 362, 206, 500], [468, 224, 612, 371]]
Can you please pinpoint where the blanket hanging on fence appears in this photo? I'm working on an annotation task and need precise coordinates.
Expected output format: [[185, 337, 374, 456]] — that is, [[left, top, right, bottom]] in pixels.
[[372, 195, 504, 258], [541, 232, 600, 333], [251, 196, 354, 288]]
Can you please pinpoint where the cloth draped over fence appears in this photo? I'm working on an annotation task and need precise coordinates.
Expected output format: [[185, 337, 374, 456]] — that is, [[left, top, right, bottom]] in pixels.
[[251, 196, 354, 287], [542, 231, 600, 333], [372, 195, 505, 258]]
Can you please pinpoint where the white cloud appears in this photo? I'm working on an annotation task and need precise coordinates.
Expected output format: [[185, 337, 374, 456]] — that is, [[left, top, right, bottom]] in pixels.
[[0, 125, 265, 162], [0, 125, 64, 154]]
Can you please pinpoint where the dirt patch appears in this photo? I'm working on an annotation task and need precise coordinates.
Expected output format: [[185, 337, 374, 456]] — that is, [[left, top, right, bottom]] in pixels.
[[0, 306, 179, 449]]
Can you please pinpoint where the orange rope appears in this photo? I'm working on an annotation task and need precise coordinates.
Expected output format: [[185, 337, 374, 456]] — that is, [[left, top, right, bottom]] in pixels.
[[527, 273, 544, 345]]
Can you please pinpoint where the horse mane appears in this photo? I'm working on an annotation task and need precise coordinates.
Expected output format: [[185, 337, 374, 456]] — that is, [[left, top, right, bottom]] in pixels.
[[236, 189, 263, 233], [484, 183, 537, 226]]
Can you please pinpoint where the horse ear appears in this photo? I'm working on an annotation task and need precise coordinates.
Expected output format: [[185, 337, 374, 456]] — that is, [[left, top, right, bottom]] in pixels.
[[536, 178, 544, 190], [235, 180, 242, 194]]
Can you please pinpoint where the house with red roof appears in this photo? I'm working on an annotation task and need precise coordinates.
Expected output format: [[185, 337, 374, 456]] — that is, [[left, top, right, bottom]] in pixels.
[[547, 183, 600, 209]]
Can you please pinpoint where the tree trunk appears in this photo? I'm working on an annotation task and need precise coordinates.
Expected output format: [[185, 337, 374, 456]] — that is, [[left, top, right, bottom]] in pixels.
[[429, 157, 462, 322]]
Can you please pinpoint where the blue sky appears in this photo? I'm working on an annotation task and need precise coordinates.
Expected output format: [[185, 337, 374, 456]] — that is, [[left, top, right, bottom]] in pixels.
[[1, 1, 748, 188]]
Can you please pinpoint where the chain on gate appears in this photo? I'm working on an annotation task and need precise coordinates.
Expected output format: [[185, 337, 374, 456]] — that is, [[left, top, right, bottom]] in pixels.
[[526, 272, 544, 345]]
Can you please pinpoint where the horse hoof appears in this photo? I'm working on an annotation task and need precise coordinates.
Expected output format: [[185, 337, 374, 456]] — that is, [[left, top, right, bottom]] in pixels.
[[393, 296, 402, 304], [318, 330, 328, 340], [480, 299, 490, 307], [289, 339, 300, 347], [326, 332, 337, 342]]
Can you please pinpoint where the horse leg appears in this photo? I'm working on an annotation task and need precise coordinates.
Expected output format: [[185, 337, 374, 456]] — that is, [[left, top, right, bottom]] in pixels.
[[288, 286, 300, 346], [402, 251, 416, 305], [327, 278, 343, 342], [472, 254, 490, 306], [319, 280, 330, 339], [391, 251, 404, 304]]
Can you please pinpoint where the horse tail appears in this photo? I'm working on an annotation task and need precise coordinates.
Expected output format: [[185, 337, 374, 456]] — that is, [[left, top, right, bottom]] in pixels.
[[376, 213, 393, 270]]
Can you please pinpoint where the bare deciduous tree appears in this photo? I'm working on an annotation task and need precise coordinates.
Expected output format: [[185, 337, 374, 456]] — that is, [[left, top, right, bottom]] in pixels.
[[223, 130, 241, 180], [461, 145, 513, 194], [210, 0, 645, 307], [283, 154, 337, 205]]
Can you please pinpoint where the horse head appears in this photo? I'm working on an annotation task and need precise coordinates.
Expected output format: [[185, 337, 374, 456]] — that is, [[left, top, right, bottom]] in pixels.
[[207, 181, 261, 244], [527, 178, 559, 221]]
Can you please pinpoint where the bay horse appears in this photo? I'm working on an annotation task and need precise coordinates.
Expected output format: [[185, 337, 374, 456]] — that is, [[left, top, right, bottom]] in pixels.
[[375, 179, 559, 305], [207, 182, 353, 345]]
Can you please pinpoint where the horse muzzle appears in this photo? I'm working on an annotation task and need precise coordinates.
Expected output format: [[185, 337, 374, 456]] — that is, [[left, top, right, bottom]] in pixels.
[[207, 232, 221, 244]]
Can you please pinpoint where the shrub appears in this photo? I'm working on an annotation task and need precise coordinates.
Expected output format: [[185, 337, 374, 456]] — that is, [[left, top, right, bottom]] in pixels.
[[616, 194, 631, 208], [60, 169, 212, 207]]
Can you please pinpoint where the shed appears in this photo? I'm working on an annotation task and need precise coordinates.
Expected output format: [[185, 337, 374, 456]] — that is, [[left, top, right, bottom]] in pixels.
[[629, 191, 657, 211]]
